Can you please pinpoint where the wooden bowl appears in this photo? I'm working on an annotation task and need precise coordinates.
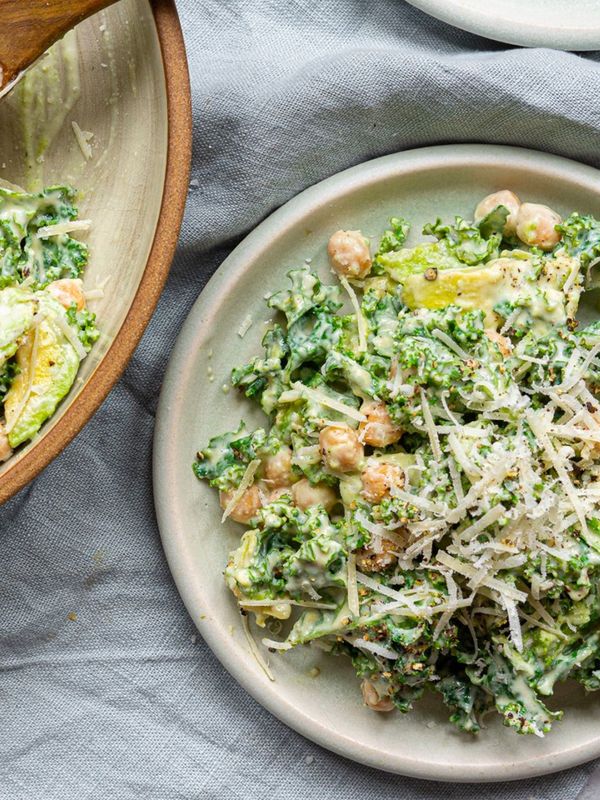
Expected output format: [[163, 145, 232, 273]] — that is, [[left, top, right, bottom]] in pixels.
[[0, 0, 191, 503]]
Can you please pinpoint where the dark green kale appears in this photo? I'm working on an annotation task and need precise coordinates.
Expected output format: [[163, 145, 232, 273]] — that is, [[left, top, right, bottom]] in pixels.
[[268, 268, 341, 326], [556, 213, 600, 275], [436, 673, 488, 734], [66, 305, 99, 351], [0, 358, 18, 405], [376, 217, 410, 256], [231, 326, 289, 413], [0, 185, 88, 288], [193, 426, 279, 491], [422, 216, 501, 266]]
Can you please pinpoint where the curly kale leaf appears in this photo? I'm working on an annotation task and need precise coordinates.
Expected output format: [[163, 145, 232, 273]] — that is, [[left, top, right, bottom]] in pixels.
[[0, 358, 18, 405], [468, 652, 561, 735], [436, 673, 488, 734], [556, 213, 600, 276], [0, 220, 22, 288], [375, 217, 410, 257], [286, 308, 343, 372], [268, 268, 342, 326], [232, 326, 289, 413], [65, 306, 99, 351], [225, 501, 346, 604], [193, 426, 278, 490], [0, 185, 88, 288], [30, 235, 88, 285], [422, 216, 502, 266]]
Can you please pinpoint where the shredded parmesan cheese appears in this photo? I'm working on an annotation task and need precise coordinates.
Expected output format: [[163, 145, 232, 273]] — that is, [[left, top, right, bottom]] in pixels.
[[241, 614, 274, 681], [346, 553, 360, 617], [261, 638, 292, 651], [279, 382, 366, 422], [36, 219, 91, 238], [526, 410, 589, 537], [436, 552, 527, 603], [221, 459, 261, 522], [71, 121, 94, 160], [458, 505, 506, 541], [237, 314, 253, 338], [349, 637, 398, 660], [53, 310, 88, 360], [340, 277, 367, 352], [500, 595, 523, 652], [420, 388, 441, 461], [431, 328, 470, 360]]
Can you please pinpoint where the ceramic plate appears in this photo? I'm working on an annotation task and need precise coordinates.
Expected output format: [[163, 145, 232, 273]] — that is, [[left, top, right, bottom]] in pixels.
[[406, 0, 600, 50], [154, 145, 600, 782], [0, 0, 191, 503]]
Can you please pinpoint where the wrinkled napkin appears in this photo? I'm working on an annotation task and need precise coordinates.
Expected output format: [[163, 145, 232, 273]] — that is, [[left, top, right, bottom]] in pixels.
[[2, 1, 600, 797]]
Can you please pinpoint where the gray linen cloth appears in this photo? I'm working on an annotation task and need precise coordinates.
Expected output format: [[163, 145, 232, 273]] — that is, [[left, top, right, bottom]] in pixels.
[[2, 1, 600, 797]]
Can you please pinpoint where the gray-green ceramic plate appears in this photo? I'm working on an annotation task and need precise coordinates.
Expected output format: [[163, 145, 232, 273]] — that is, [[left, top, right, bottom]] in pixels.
[[406, 0, 600, 50], [154, 144, 600, 782]]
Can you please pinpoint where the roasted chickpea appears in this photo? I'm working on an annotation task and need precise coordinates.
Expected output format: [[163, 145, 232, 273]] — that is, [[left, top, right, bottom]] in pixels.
[[46, 278, 86, 311], [361, 678, 395, 712], [266, 485, 292, 504], [0, 422, 12, 462], [219, 484, 261, 523], [292, 478, 337, 512], [319, 423, 364, 472], [356, 537, 400, 573], [358, 401, 402, 448], [361, 460, 404, 504], [516, 203, 562, 251], [474, 190, 521, 236], [327, 229, 372, 279], [263, 446, 295, 487]]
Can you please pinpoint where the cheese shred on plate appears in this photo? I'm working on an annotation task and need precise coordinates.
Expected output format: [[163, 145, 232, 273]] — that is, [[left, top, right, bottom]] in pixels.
[[193, 190, 600, 737]]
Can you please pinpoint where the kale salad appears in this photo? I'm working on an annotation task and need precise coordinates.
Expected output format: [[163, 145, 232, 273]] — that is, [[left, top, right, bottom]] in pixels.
[[194, 189, 600, 737], [0, 183, 98, 464]]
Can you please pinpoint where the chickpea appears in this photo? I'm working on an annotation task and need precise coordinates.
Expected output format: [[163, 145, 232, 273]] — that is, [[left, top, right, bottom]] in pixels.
[[263, 446, 295, 487], [356, 537, 400, 573], [319, 423, 364, 472], [219, 484, 261, 523], [485, 329, 512, 357], [516, 203, 562, 251], [46, 278, 86, 311], [361, 679, 395, 712], [474, 190, 521, 236], [358, 401, 402, 448], [327, 229, 372, 279], [292, 478, 337, 512], [0, 422, 12, 462], [265, 485, 292, 504], [361, 460, 404, 504]]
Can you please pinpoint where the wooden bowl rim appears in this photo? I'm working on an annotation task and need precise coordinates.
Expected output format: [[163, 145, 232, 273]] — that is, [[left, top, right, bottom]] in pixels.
[[0, 0, 192, 505]]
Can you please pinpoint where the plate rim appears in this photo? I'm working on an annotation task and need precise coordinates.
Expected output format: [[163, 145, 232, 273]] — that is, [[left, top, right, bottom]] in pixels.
[[405, 0, 600, 50], [0, 0, 192, 505], [154, 143, 600, 782]]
